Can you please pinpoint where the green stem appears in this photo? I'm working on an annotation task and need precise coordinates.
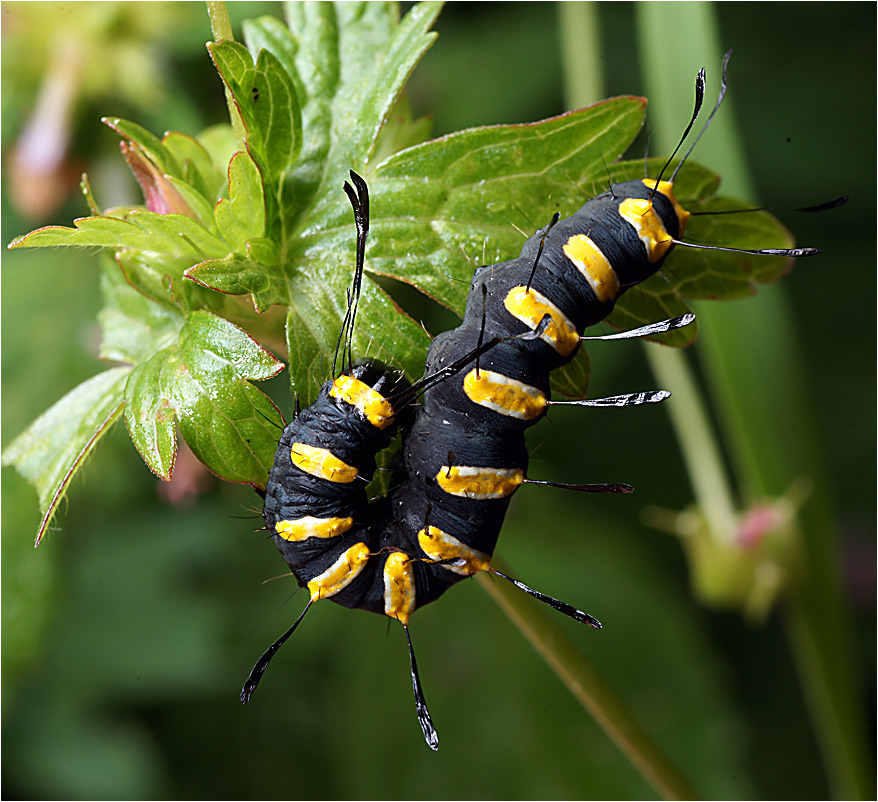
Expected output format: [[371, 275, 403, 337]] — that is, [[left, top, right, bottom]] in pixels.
[[633, 3, 870, 798], [643, 346, 736, 544], [205, 0, 234, 41], [558, 3, 603, 109], [478, 567, 699, 801], [205, 1, 247, 151]]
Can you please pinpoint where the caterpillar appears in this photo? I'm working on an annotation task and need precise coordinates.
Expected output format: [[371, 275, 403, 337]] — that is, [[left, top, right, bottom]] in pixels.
[[243, 55, 828, 750]]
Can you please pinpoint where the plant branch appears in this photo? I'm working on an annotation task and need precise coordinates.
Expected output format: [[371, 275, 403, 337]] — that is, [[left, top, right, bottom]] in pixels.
[[205, 1, 247, 151]]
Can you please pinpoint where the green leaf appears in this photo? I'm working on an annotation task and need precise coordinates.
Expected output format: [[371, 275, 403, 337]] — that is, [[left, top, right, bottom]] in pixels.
[[124, 354, 178, 480], [162, 130, 227, 203], [213, 151, 266, 252], [195, 124, 238, 186], [369, 97, 648, 312], [10, 210, 228, 261], [113, 248, 204, 314], [277, 2, 441, 227], [163, 175, 217, 231], [123, 311, 284, 487], [98, 255, 184, 365], [285, 271, 429, 406], [208, 41, 302, 188], [338, 1, 442, 165], [185, 238, 286, 313], [102, 117, 183, 179], [671, 195, 795, 298], [242, 15, 304, 100], [2, 367, 131, 546], [370, 93, 434, 167]]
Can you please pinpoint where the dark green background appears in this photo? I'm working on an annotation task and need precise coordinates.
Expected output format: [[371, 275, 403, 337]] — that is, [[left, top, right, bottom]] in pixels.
[[2, 2, 874, 799]]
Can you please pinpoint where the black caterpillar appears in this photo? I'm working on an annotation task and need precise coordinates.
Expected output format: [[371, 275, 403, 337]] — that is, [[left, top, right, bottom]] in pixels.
[[243, 56, 829, 750]]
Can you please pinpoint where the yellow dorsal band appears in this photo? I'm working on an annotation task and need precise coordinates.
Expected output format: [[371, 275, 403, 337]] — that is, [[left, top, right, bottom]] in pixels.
[[329, 375, 396, 430], [462, 368, 547, 421], [274, 516, 353, 541], [562, 234, 620, 303], [307, 542, 371, 601], [435, 465, 524, 499], [641, 178, 690, 233], [618, 197, 674, 263], [383, 551, 416, 624], [290, 442, 358, 483], [503, 286, 579, 356], [418, 526, 491, 576]]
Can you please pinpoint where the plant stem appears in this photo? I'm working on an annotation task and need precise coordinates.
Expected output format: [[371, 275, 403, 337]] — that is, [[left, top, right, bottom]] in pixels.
[[558, 3, 602, 109], [634, 3, 870, 798], [477, 567, 700, 801], [643, 346, 736, 544], [205, 1, 247, 151]]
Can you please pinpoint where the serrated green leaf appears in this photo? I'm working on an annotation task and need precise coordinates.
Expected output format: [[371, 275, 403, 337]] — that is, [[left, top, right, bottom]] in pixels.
[[2, 367, 131, 546], [208, 41, 302, 188], [162, 130, 226, 203], [164, 175, 217, 231], [103, 117, 182, 179], [671, 195, 794, 298], [80, 173, 101, 215], [10, 210, 228, 262], [196, 124, 238, 184], [124, 311, 284, 487], [98, 255, 184, 364], [124, 352, 178, 480], [114, 248, 216, 314], [285, 272, 429, 406], [242, 15, 304, 100], [278, 2, 440, 228], [370, 93, 434, 167], [125, 210, 229, 259], [214, 151, 265, 252], [366, 97, 646, 311], [10, 216, 155, 251], [339, 1, 441, 164], [186, 240, 286, 313]]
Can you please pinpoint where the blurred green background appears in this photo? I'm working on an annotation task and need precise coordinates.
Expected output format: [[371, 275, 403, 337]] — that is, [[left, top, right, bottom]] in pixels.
[[2, 2, 874, 799]]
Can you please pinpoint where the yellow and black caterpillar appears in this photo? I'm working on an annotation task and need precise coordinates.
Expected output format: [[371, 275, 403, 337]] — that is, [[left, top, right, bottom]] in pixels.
[[244, 58, 824, 750]]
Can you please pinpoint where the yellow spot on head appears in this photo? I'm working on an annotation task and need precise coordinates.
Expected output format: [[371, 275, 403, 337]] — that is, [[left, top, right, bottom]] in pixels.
[[641, 178, 690, 233], [329, 375, 396, 429], [462, 369, 547, 420], [435, 465, 524, 499], [562, 234, 620, 303], [290, 442, 358, 483]]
